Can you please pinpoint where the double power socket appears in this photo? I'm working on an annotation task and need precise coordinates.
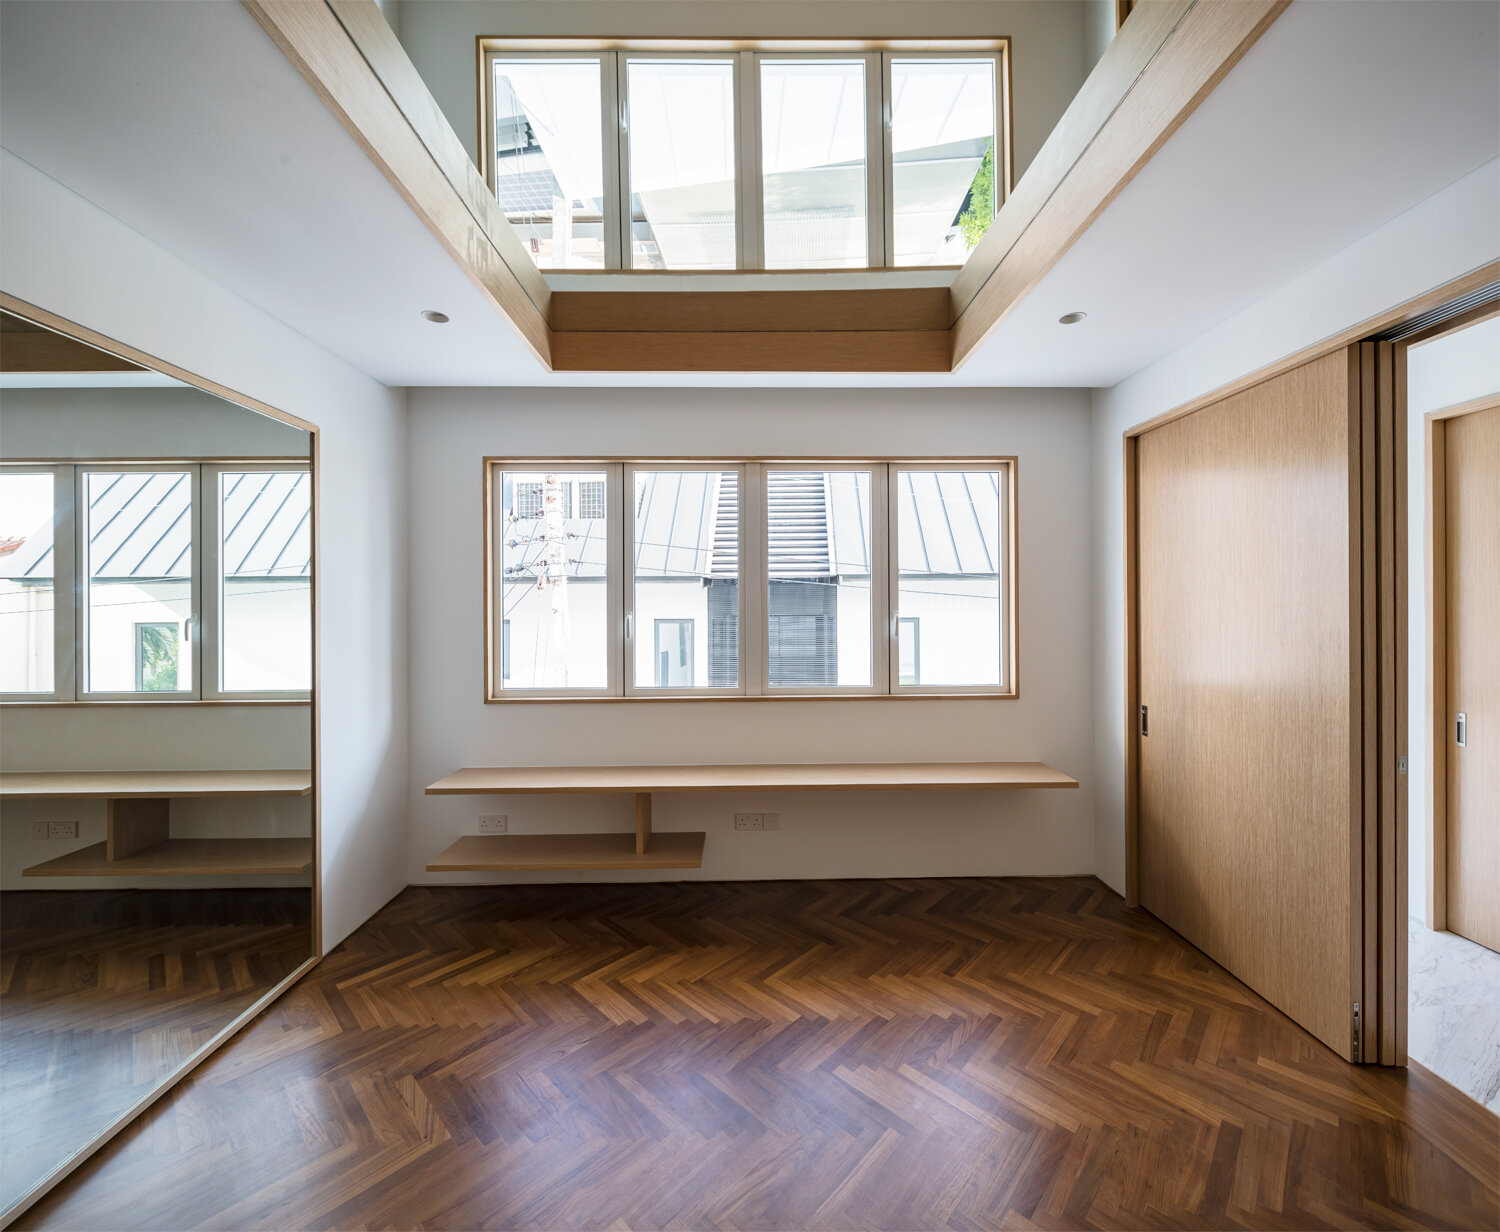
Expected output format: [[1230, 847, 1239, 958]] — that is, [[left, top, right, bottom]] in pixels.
[[733, 812, 780, 831], [29, 820, 79, 840]]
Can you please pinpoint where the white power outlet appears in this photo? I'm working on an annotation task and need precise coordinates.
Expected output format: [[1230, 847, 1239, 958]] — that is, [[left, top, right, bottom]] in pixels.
[[734, 813, 764, 831], [47, 820, 79, 840], [478, 814, 508, 834]]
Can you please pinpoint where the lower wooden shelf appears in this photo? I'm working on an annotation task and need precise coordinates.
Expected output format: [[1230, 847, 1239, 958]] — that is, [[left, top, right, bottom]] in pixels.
[[427, 831, 706, 872], [23, 838, 313, 878]]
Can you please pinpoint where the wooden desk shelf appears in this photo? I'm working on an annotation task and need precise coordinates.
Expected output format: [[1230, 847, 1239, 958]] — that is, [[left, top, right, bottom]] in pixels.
[[424, 761, 1077, 874], [23, 838, 313, 878], [4, 769, 313, 880]]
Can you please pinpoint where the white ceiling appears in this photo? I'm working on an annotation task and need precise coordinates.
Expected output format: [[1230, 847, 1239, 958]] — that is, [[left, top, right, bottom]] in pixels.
[[0, 0, 1496, 389]]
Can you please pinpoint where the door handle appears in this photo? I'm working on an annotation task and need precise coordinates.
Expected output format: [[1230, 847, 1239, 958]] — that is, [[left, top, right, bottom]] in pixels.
[[1456, 712, 1467, 747]]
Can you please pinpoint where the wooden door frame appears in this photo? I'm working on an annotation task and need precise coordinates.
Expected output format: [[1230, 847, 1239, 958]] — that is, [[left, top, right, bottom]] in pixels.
[[1116, 269, 1500, 1065], [1423, 386, 1500, 933]]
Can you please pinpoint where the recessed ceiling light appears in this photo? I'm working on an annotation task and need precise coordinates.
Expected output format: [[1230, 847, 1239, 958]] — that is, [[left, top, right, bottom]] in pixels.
[[420, 310, 450, 324], [1058, 311, 1087, 325]]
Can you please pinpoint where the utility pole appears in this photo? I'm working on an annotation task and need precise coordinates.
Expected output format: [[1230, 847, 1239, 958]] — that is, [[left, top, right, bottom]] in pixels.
[[540, 472, 572, 686]]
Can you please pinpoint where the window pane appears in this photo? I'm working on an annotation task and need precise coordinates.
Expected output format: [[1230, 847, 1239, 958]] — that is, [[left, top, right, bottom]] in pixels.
[[890, 59, 997, 266], [0, 472, 55, 693], [221, 471, 311, 692], [766, 470, 871, 688], [499, 470, 609, 689], [626, 59, 737, 269], [492, 58, 607, 269], [896, 469, 1002, 686], [85, 471, 192, 693], [632, 470, 737, 688], [760, 59, 867, 269]]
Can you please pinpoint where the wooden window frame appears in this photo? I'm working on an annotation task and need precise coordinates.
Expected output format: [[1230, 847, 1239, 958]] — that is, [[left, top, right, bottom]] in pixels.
[[477, 37, 1012, 274], [484, 455, 1018, 702]]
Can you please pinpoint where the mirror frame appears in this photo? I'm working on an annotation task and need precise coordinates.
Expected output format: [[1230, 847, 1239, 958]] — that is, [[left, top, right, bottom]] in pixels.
[[0, 292, 323, 1228]]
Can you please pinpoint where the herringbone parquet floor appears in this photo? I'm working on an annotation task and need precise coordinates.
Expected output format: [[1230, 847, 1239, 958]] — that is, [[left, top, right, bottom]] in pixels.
[[18, 877, 1499, 1231]]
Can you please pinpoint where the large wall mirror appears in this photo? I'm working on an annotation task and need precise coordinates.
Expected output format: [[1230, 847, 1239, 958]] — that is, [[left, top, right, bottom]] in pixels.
[[0, 309, 318, 1223]]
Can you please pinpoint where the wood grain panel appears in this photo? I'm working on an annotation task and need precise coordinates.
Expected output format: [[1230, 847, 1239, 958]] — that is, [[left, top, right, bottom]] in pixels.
[[1444, 404, 1500, 953], [548, 329, 951, 372], [951, 0, 1289, 367], [19, 878, 1499, 1231], [22, 839, 314, 878], [1, 770, 311, 798], [1137, 351, 1358, 1058], [550, 288, 952, 333], [105, 799, 169, 861], [0, 313, 144, 373], [427, 761, 1079, 795]]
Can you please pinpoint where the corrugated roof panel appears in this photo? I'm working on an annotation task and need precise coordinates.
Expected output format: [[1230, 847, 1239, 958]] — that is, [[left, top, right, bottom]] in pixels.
[[634, 471, 716, 579], [825, 470, 872, 576], [88, 471, 192, 579], [0, 468, 312, 583], [221, 472, 311, 577], [896, 468, 1001, 577]]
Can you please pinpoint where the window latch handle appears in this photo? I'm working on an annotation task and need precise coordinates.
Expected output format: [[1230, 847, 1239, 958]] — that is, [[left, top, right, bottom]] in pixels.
[[625, 613, 633, 641]]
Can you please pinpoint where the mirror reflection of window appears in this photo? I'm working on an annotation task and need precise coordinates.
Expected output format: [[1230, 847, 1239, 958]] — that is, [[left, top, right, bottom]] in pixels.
[[0, 470, 55, 693], [219, 470, 311, 693], [84, 469, 194, 696]]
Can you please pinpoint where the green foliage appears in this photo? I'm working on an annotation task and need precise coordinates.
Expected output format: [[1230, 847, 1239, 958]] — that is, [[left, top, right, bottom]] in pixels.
[[139, 624, 179, 692], [958, 141, 995, 250]]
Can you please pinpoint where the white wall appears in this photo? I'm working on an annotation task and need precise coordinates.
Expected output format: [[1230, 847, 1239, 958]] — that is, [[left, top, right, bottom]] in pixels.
[[407, 386, 1095, 885], [0, 385, 309, 458], [1087, 159, 1500, 896], [1405, 316, 1500, 918], [0, 151, 410, 952], [394, 1, 1089, 189], [1081, 0, 1116, 75]]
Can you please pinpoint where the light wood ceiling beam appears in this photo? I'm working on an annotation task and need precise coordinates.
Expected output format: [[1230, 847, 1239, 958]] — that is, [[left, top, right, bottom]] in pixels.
[[245, 0, 1289, 375], [949, 0, 1290, 369], [241, 0, 554, 367]]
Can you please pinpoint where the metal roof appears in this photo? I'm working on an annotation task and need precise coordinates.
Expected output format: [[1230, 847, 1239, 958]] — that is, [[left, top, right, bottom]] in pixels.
[[0, 471, 311, 582], [497, 469, 998, 586]]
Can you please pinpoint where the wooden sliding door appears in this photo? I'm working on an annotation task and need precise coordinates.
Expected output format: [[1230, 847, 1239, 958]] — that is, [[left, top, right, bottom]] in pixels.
[[1441, 402, 1500, 953], [1133, 347, 1401, 1062]]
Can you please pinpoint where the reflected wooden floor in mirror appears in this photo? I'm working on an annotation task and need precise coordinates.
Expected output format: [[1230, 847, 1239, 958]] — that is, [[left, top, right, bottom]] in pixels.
[[0, 889, 310, 1209]]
